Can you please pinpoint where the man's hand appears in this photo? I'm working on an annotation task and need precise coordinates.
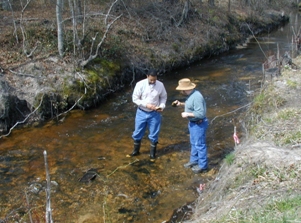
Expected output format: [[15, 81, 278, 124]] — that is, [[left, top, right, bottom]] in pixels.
[[181, 112, 190, 118], [146, 104, 162, 111], [155, 107, 163, 112], [172, 100, 182, 107]]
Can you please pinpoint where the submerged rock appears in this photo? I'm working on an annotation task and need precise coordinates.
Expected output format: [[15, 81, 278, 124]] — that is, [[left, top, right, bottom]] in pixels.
[[78, 168, 98, 183]]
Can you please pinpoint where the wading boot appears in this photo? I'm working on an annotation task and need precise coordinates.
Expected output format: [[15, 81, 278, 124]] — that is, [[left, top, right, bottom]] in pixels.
[[150, 142, 158, 162], [126, 140, 141, 157]]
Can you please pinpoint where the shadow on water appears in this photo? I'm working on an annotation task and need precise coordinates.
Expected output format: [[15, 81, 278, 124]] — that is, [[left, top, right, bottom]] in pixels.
[[0, 13, 300, 223]]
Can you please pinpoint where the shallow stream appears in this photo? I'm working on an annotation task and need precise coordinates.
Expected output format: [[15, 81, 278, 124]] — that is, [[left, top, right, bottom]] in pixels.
[[0, 12, 299, 223]]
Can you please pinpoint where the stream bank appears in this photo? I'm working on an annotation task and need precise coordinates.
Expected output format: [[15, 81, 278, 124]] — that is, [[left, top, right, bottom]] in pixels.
[[183, 55, 301, 223]]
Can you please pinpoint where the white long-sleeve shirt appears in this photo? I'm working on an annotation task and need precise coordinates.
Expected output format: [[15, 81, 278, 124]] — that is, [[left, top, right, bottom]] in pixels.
[[132, 78, 167, 112]]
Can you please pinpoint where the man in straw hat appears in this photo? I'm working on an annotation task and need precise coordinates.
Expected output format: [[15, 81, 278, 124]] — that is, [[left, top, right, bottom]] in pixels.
[[172, 78, 208, 173], [127, 69, 167, 161]]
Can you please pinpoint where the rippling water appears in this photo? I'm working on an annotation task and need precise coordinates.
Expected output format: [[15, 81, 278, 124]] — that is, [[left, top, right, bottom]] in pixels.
[[0, 12, 299, 223]]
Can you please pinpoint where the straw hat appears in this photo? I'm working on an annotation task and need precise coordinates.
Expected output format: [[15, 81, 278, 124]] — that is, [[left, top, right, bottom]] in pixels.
[[176, 78, 196, 90]]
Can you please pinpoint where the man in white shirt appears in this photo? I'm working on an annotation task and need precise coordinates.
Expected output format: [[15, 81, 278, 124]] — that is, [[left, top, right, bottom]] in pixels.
[[127, 69, 167, 161]]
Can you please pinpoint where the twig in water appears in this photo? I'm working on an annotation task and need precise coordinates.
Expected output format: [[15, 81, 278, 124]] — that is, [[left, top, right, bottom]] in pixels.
[[103, 201, 106, 223], [117, 193, 129, 199], [106, 159, 139, 177], [43, 150, 53, 223], [24, 189, 33, 223]]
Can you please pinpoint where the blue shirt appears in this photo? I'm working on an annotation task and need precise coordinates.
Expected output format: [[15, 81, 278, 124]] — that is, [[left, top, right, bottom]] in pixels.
[[185, 89, 206, 121]]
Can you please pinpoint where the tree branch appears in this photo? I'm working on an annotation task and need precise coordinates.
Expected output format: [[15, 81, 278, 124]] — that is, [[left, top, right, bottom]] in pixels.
[[79, 0, 122, 67], [55, 87, 86, 119]]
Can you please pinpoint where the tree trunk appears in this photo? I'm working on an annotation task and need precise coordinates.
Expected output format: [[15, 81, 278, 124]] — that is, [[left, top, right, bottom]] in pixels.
[[56, 0, 64, 57], [228, 0, 231, 12], [1, 0, 10, 10], [208, 0, 214, 7], [177, 0, 190, 27], [75, 0, 82, 23], [68, 0, 77, 56]]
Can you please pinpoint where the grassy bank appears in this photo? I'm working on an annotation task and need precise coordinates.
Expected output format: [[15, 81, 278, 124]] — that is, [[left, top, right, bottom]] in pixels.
[[185, 56, 301, 222]]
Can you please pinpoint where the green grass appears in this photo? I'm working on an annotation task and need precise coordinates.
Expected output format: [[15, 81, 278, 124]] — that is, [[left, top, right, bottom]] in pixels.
[[216, 195, 301, 223], [224, 153, 235, 165], [286, 79, 297, 88], [277, 108, 299, 120], [250, 165, 267, 178], [281, 131, 301, 145]]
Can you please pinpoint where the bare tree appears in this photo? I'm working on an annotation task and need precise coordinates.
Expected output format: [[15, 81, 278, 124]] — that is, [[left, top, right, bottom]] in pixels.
[[177, 0, 191, 27], [54, 0, 122, 66], [208, 0, 214, 7], [1, 0, 10, 10], [19, 0, 40, 58], [228, 0, 231, 12], [68, 0, 78, 56], [56, 0, 64, 57], [74, 0, 83, 23], [78, 0, 122, 67]]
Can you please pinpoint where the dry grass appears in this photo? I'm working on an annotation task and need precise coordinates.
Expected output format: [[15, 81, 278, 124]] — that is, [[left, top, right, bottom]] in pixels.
[[249, 56, 301, 147]]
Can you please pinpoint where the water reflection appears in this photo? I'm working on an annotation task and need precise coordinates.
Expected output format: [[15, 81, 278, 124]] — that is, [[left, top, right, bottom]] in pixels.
[[0, 13, 299, 222]]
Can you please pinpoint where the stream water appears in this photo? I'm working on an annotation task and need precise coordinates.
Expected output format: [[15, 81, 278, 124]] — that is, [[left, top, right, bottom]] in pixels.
[[0, 12, 299, 223]]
